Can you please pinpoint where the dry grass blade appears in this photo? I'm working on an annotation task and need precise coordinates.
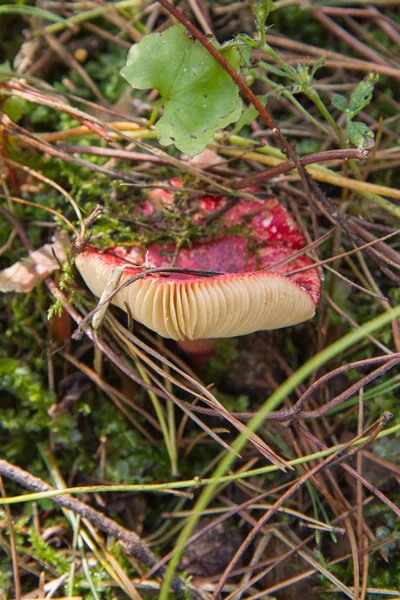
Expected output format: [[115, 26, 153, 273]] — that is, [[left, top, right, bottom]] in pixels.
[[0, 477, 21, 600], [107, 317, 233, 453], [6, 158, 85, 237], [108, 315, 290, 470], [211, 415, 392, 597], [61, 352, 160, 440], [298, 421, 400, 518], [2, 117, 141, 185]]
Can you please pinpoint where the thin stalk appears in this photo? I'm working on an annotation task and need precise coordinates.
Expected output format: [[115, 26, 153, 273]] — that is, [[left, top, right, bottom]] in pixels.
[[37, 123, 400, 215], [38, 447, 100, 598], [78, 537, 101, 600], [261, 43, 298, 80], [162, 347, 179, 478], [216, 146, 400, 211], [68, 515, 81, 599], [306, 87, 344, 140], [108, 319, 178, 476], [259, 44, 374, 191], [1, 423, 400, 504], [135, 359, 178, 477], [257, 74, 332, 136]]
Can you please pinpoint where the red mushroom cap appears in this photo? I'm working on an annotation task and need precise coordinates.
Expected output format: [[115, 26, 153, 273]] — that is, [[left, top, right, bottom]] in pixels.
[[76, 189, 321, 340]]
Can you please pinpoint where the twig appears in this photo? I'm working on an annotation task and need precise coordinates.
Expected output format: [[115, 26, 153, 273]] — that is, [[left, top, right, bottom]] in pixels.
[[151, 4, 398, 278], [2, 117, 141, 185], [268, 356, 400, 423], [0, 460, 193, 599], [296, 418, 400, 520], [109, 315, 290, 470], [231, 148, 366, 189], [57, 144, 168, 164]]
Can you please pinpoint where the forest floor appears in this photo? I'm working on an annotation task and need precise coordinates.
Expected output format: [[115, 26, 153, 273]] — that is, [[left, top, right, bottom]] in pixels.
[[0, 0, 400, 599]]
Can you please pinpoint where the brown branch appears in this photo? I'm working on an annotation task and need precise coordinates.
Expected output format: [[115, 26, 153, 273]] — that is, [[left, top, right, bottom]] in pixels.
[[231, 148, 366, 189], [296, 418, 400, 521], [205, 148, 365, 224], [211, 419, 383, 597], [350, 219, 400, 267], [311, 9, 396, 73], [267, 354, 400, 423], [143, 479, 297, 581], [296, 359, 400, 420], [152, 353, 400, 423], [0, 460, 194, 598], [58, 144, 167, 164]]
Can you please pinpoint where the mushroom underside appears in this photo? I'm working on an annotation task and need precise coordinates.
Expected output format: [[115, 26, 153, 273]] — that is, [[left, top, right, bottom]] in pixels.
[[76, 252, 317, 340]]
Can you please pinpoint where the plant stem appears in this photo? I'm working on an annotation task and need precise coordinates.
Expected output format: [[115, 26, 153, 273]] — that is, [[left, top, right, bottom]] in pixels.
[[1, 422, 400, 504], [261, 43, 298, 80], [37, 124, 400, 216], [306, 87, 344, 140], [155, 0, 315, 200], [257, 74, 332, 136]]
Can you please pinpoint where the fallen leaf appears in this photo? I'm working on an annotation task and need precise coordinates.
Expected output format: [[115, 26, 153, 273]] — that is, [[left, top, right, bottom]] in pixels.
[[0, 234, 68, 293]]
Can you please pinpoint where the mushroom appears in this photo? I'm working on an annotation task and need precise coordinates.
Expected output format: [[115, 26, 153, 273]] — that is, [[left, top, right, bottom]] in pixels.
[[76, 188, 320, 361]]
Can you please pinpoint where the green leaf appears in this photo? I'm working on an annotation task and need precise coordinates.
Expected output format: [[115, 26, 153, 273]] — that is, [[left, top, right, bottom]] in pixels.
[[235, 33, 259, 50], [252, 0, 276, 22], [223, 36, 253, 66], [231, 94, 268, 134], [258, 61, 288, 78], [0, 61, 13, 81], [2, 96, 27, 122], [0, 358, 18, 376], [310, 55, 326, 79], [348, 73, 378, 117], [252, 0, 276, 40], [332, 93, 347, 112], [346, 120, 374, 149], [120, 24, 243, 157], [0, 5, 68, 24]]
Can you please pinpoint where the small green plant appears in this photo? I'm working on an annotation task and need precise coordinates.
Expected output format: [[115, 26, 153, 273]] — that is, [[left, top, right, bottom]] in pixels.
[[120, 0, 376, 157], [332, 73, 378, 148]]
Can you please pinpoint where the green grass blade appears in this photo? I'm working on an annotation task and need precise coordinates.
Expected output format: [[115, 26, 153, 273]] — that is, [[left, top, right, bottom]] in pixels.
[[0, 5, 69, 24]]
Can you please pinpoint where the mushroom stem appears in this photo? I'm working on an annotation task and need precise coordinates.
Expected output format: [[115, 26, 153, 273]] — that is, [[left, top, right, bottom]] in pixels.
[[177, 338, 217, 370]]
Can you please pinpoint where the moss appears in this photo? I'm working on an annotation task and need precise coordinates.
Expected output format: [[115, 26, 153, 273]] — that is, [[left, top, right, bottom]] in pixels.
[[207, 338, 240, 376]]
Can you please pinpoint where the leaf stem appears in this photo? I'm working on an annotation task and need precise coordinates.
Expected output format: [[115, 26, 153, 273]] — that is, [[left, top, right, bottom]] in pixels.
[[257, 73, 332, 136]]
